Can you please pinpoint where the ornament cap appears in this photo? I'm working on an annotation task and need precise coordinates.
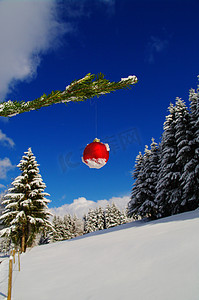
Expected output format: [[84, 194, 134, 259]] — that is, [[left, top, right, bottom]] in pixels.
[[93, 138, 100, 143]]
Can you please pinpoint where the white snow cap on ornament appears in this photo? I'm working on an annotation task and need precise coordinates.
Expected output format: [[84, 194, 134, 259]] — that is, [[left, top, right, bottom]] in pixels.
[[105, 143, 110, 151], [82, 157, 107, 169], [120, 75, 138, 83]]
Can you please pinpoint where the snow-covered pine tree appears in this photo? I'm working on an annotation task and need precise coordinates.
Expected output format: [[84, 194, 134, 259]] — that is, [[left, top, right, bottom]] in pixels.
[[51, 214, 82, 242], [104, 203, 120, 228], [84, 209, 98, 233], [83, 214, 88, 233], [156, 98, 193, 216], [148, 138, 159, 218], [64, 214, 80, 239], [113, 203, 128, 225], [62, 214, 73, 240], [155, 103, 180, 218], [51, 216, 64, 242], [0, 148, 52, 252], [0, 236, 12, 254], [190, 78, 199, 141], [137, 139, 159, 219], [127, 152, 144, 219], [104, 204, 112, 228], [120, 210, 128, 225], [128, 144, 158, 219], [38, 228, 51, 245], [72, 214, 82, 238], [0, 191, 7, 229], [173, 98, 194, 213], [110, 203, 127, 226], [180, 84, 199, 210], [0, 194, 13, 253], [136, 145, 152, 218], [72, 215, 84, 237], [109, 203, 118, 228], [96, 207, 105, 230], [0, 196, 4, 231], [83, 204, 126, 233]]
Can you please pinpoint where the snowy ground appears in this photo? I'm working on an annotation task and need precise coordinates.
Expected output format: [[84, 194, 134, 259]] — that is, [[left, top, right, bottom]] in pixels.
[[0, 209, 199, 300]]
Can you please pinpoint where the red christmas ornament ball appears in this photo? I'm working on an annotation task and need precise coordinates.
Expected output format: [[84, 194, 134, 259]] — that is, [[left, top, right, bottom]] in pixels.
[[82, 138, 110, 169]]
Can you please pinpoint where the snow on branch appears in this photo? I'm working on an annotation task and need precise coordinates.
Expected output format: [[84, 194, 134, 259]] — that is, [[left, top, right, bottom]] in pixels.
[[0, 73, 138, 117]]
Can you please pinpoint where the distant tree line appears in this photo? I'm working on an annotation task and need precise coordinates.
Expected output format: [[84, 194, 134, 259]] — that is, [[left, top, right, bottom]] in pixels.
[[83, 203, 127, 233], [39, 203, 128, 245], [47, 214, 84, 243], [127, 81, 199, 220], [0, 202, 129, 253]]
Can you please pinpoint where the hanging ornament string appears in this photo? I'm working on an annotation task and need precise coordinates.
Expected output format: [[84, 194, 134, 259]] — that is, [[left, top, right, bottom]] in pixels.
[[83, 96, 110, 169], [81, 74, 138, 169], [95, 100, 98, 138]]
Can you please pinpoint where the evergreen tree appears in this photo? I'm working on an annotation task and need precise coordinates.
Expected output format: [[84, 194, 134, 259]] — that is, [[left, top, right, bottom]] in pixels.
[[174, 98, 194, 213], [128, 142, 158, 220], [112, 203, 127, 225], [51, 214, 83, 242], [96, 207, 105, 230], [128, 78, 199, 219], [156, 98, 193, 216], [0, 236, 12, 254], [155, 103, 179, 217], [181, 85, 199, 210], [63, 215, 73, 240], [83, 204, 127, 233], [84, 209, 98, 233], [127, 152, 144, 219], [0, 148, 52, 252], [0, 201, 4, 231], [38, 228, 51, 245], [51, 216, 64, 242], [63, 214, 79, 239], [110, 203, 127, 226], [137, 145, 152, 218], [83, 214, 88, 233], [0, 191, 6, 230], [0, 194, 12, 253], [104, 203, 121, 228], [148, 138, 159, 217], [138, 139, 159, 219], [104, 204, 112, 228], [120, 210, 128, 225], [73, 215, 84, 237]]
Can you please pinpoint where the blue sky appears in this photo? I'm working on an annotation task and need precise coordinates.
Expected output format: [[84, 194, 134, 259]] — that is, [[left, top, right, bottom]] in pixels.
[[0, 0, 199, 213]]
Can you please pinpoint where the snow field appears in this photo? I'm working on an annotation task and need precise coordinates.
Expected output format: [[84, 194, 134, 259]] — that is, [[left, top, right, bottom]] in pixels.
[[1, 209, 199, 300]]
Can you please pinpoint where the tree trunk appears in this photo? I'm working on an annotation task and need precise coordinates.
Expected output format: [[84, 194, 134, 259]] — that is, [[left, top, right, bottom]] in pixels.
[[21, 227, 26, 253]]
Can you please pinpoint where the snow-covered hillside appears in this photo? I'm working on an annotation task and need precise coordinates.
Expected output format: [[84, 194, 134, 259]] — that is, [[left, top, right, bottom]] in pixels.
[[1, 209, 199, 300]]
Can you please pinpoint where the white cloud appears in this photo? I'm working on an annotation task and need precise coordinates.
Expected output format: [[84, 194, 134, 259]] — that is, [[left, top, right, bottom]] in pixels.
[[51, 195, 130, 218], [0, 157, 15, 179], [0, 183, 6, 189], [0, 0, 117, 100], [0, 0, 69, 100], [146, 36, 169, 63], [0, 129, 14, 147]]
